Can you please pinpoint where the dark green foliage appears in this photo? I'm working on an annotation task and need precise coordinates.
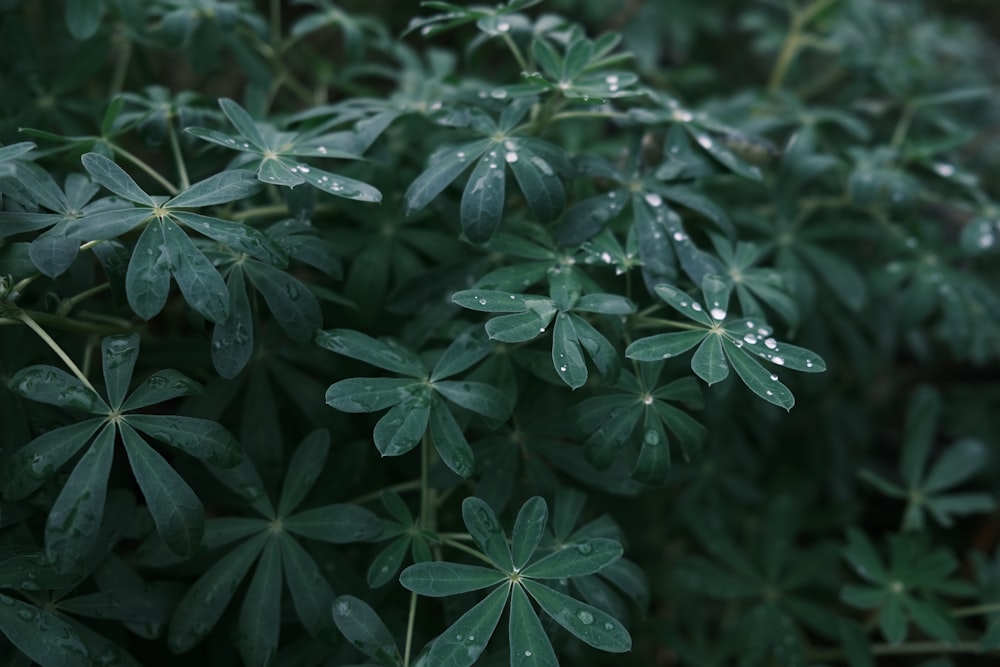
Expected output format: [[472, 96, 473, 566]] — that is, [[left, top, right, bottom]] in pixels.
[[1, 1, 999, 666]]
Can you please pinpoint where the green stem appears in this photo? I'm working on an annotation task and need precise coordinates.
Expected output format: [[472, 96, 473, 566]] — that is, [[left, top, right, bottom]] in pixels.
[[548, 110, 630, 124], [111, 145, 178, 194], [501, 32, 528, 72], [809, 640, 993, 662], [439, 537, 496, 566], [767, 0, 839, 93], [631, 317, 707, 331], [952, 601, 1000, 618], [166, 115, 190, 191], [347, 479, 423, 506], [1, 311, 130, 336], [403, 590, 418, 667], [109, 28, 132, 98], [269, 0, 282, 47], [58, 284, 111, 316], [890, 104, 916, 150], [18, 312, 99, 394]]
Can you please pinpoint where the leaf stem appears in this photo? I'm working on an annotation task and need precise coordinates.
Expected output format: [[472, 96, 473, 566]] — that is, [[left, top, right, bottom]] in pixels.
[[111, 144, 179, 195], [767, 0, 839, 92], [439, 537, 496, 566], [952, 601, 1000, 618], [57, 283, 111, 316], [347, 479, 423, 506], [403, 590, 418, 667], [502, 32, 528, 72], [17, 312, 99, 394], [631, 317, 707, 331], [166, 114, 190, 191]]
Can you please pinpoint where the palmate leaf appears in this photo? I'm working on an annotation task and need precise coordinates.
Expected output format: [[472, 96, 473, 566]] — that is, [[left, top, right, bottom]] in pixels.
[[187, 98, 382, 202], [280, 537, 337, 643], [402, 496, 631, 665], [237, 539, 282, 667]]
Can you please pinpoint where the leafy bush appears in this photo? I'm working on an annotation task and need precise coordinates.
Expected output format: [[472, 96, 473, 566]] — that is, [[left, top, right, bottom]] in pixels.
[[1, 0, 999, 665]]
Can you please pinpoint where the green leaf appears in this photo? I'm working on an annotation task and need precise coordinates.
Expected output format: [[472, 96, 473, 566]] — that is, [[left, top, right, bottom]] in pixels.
[[654, 284, 713, 326], [126, 414, 241, 467], [522, 539, 622, 579], [245, 260, 321, 342], [509, 584, 558, 666], [722, 338, 794, 410], [428, 398, 475, 478], [506, 140, 565, 222], [452, 289, 529, 313], [173, 212, 288, 267], [218, 98, 268, 149], [315, 329, 426, 377], [300, 165, 382, 203], [0, 595, 139, 667], [691, 335, 728, 385], [66, 0, 104, 39], [65, 207, 152, 241], [0, 552, 79, 591], [511, 497, 548, 570], [701, 274, 731, 321], [8, 365, 108, 413], [368, 535, 411, 588], [166, 170, 262, 208], [160, 218, 229, 323], [485, 310, 555, 342], [211, 268, 254, 379], [280, 536, 337, 642], [258, 158, 304, 187], [326, 377, 420, 413], [462, 496, 513, 571], [461, 151, 506, 243], [81, 153, 154, 206], [45, 424, 115, 574], [405, 139, 492, 214], [101, 334, 139, 410], [924, 438, 986, 493], [278, 430, 330, 516], [121, 369, 201, 411], [400, 562, 507, 597], [1, 419, 104, 501], [842, 528, 886, 583], [120, 423, 204, 557], [430, 325, 495, 380], [168, 533, 269, 653], [374, 397, 431, 457], [332, 595, 403, 667], [625, 330, 706, 361], [126, 220, 172, 320], [683, 126, 762, 181], [284, 504, 381, 543], [552, 312, 588, 389], [797, 243, 867, 312], [574, 293, 636, 315], [901, 386, 940, 487], [433, 380, 511, 420], [237, 539, 282, 667], [424, 584, 509, 667], [522, 579, 632, 653], [632, 409, 670, 484], [572, 315, 621, 382]]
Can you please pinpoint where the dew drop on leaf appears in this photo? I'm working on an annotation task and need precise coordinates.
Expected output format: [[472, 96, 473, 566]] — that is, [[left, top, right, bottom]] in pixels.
[[576, 610, 594, 625]]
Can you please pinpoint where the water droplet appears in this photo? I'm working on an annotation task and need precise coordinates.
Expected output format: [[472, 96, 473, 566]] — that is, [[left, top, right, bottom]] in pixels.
[[764, 338, 778, 350], [644, 429, 661, 446], [672, 231, 686, 241], [576, 542, 593, 555], [710, 307, 726, 320], [457, 151, 466, 161], [769, 374, 778, 381], [603, 622, 614, 630], [505, 151, 518, 163], [298, 165, 310, 173], [697, 135, 714, 149], [661, 352, 672, 359], [477, 297, 487, 305], [317, 146, 328, 154], [672, 109, 693, 122], [805, 359, 813, 368], [524, 650, 533, 657], [576, 610, 594, 625], [643, 395, 654, 405], [766, 390, 773, 396], [691, 303, 703, 312], [559, 365, 567, 372], [744, 334, 758, 344], [466, 634, 476, 642], [644, 192, 663, 207], [772, 356, 785, 366], [497, 21, 510, 32]]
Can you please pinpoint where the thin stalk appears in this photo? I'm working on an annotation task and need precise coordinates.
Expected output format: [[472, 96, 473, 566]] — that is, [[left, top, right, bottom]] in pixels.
[[18, 312, 99, 394], [631, 317, 708, 331], [403, 590, 418, 667], [111, 145, 178, 194], [952, 601, 1000, 618], [809, 640, 992, 662], [439, 537, 496, 566], [347, 479, 423, 506], [109, 28, 132, 98], [166, 116, 190, 191], [548, 110, 630, 124], [767, 0, 839, 93], [501, 33, 527, 72], [58, 283, 111, 316]]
